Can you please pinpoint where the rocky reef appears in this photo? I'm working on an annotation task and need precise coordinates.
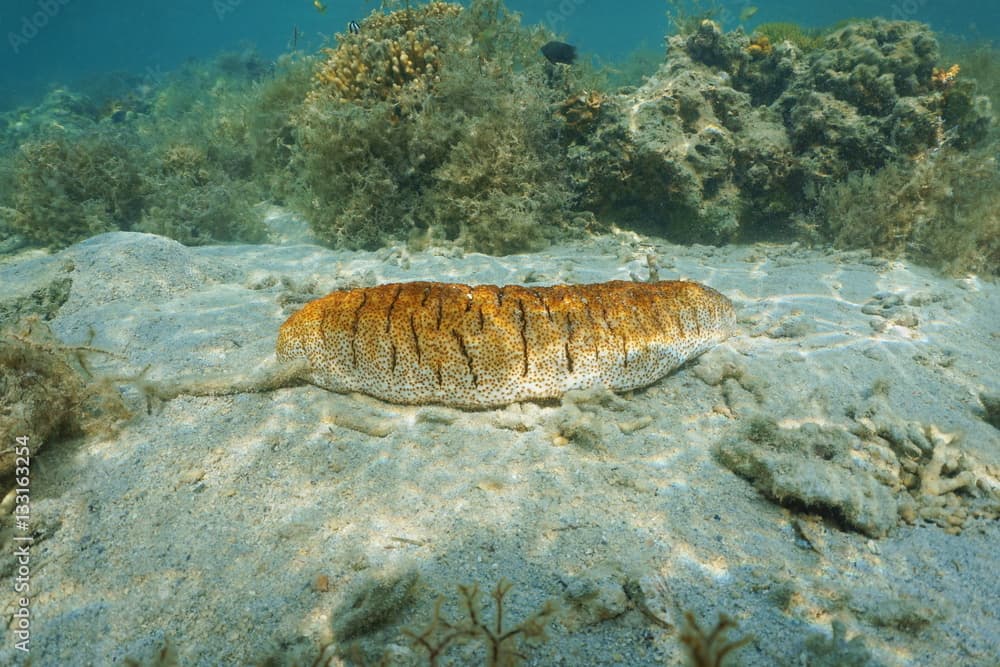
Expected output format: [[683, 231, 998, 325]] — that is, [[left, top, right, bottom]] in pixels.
[[569, 18, 994, 248], [0, 5, 995, 273]]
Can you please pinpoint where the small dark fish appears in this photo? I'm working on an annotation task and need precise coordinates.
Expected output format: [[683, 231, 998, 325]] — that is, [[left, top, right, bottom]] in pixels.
[[541, 40, 576, 65], [348, 20, 361, 35]]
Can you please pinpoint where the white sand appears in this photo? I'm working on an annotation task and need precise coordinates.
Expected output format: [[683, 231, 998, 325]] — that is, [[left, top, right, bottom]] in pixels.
[[1, 225, 998, 666]]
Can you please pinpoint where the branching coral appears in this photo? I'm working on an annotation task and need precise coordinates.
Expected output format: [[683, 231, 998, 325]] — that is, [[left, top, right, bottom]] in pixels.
[[679, 611, 752, 667], [309, 3, 460, 105], [404, 578, 557, 667], [312, 33, 442, 104]]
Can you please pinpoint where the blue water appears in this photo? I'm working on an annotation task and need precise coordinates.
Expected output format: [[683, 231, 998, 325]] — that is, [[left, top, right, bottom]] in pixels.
[[1, 0, 997, 108]]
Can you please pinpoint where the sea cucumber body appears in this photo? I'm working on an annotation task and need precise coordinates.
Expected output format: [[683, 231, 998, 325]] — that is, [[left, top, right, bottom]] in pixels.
[[276, 280, 735, 408]]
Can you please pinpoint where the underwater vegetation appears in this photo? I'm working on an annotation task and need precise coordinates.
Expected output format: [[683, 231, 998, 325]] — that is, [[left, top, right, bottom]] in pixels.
[[247, 575, 557, 666], [752, 22, 827, 52], [0, 318, 86, 477], [567, 17, 995, 267], [222, 566, 761, 667], [806, 142, 1000, 275], [137, 142, 267, 246], [291, 0, 580, 254], [0, 2, 996, 274], [664, 0, 726, 36], [0, 317, 128, 477], [942, 38, 1000, 114], [65, 553, 894, 666], [679, 611, 752, 667], [402, 578, 557, 666], [8, 129, 145, 247], [0, 49, 302, 249]]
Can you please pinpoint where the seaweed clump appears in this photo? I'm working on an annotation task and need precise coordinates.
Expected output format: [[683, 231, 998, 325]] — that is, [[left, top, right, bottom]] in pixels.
[[0, 318, 128, 477], [292, 0, 578, 254], [0, 49, 295, 250], [136, 143, 267, 245], [564, 17, 994, 272], [8, 130, 145, 247], [807, 144, 1000, 276]]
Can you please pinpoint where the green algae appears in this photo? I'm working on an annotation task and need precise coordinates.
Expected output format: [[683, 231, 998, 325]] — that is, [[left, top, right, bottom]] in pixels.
[[10, 130, 146, 247], [0, 4, 996, 276], [290, 1, 579, 254], [808, 143, 1000, 276], [753, 22, 829, 52]]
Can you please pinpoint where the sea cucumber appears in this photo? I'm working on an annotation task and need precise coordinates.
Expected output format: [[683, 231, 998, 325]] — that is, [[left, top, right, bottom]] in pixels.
[[276, 280, 735, 408]]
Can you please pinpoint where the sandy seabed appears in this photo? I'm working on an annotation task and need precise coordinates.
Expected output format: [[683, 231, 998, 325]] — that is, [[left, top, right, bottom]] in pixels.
[[1, 221, 998, 666]]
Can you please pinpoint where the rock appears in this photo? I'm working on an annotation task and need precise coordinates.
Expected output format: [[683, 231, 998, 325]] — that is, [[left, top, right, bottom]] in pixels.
[[715, 417, 899, 537]]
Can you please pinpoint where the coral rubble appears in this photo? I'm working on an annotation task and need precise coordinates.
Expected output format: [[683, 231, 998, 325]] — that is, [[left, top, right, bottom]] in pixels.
[[715, 404, 1000, 538]]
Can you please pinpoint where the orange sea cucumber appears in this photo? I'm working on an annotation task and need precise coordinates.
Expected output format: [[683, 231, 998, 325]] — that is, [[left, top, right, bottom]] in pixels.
[[276, 280, 735, 408]]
